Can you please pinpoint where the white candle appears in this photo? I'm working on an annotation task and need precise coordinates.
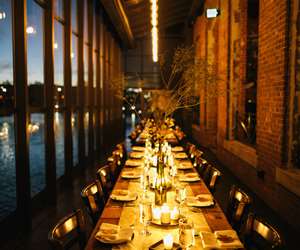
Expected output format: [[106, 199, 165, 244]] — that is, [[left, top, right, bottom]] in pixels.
[[152, 207, 161, 221], [170, 206, 179, 221], [163, 234, 173, 250], [161, 204, 170, 224]]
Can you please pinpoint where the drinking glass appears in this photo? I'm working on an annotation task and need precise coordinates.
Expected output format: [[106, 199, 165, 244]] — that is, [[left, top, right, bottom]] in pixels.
[[139, 197, 152, 236], [179, 218, 195, 249]]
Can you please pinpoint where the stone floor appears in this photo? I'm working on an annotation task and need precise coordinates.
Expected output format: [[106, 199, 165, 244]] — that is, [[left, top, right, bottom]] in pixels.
[[1, 118, 299, 250]]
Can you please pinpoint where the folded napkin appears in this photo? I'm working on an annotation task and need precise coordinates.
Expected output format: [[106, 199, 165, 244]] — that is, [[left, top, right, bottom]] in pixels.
[[131, 146, 145, 152], [171, 146, 184, 152], [200, 230, 243, 249], [110, 190, 137, 201], [174, 152, 188, 159], [129, 152, 144, 159], [125, 159, 142, 167], [186, 194, 214, 207], [178, 161, 193, 170], [179, 173, 200, 182], [95, 223, 134, 244], [121, 171, 141, 179]]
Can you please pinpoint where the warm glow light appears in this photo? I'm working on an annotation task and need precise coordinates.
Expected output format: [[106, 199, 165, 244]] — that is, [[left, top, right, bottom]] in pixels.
[[54, 42, 58, 49], [26, 26, 36, 34], [57, 87, 62, 92], [71, 52, 74, 58], [0, 11, 6, 20], [150, 0, 158, 62]]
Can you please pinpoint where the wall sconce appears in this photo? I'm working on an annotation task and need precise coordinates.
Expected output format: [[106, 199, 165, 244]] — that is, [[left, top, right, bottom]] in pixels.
[[206, 8, 220, 18]]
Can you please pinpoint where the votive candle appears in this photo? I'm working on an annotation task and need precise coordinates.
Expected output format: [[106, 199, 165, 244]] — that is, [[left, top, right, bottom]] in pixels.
[[161, 204, 170, 224], [163, 234, 173, 250]]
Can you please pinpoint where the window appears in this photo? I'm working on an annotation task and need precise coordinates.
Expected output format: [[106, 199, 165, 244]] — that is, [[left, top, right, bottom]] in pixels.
[[0, 1, 15, 216], [27, 0, 46, 197], [71, 0, 77, 33], [54, 20, 65, 178], [233, 0, 258, 145]]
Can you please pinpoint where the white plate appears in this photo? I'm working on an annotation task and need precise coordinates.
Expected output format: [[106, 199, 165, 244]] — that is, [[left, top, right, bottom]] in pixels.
[[121, 172, 141, 179], [110, 190, 138, 201], [132, 146, 145, 152], [186, 194, 214, 207], [95, 228, 134, 244]]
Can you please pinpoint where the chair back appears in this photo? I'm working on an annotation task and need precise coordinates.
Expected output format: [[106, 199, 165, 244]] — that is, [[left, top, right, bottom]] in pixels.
[[81, 180, 105, 225], [48, 209, 86, 250], [195, 157, 209, 177], [226, 185, 251, 231], [243, 213, 283, 250], [96, 165, 114, 199], [203, 166, 221, 192]]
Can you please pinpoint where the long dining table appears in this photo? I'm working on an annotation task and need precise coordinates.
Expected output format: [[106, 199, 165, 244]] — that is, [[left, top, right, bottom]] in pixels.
[[85, 133, 242, 250]]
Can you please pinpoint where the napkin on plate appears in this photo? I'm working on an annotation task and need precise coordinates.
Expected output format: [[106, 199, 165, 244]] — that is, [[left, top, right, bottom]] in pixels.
[[131, 146, 145, 152], [174, 152, 188, 159], [125, 159, 142, 167], [110, 190, 137, 201], [171, 146, 184, 152], [179, 173, 200, 182], [200, 230, 243, 249], [186, 194, 214, 207], [121, 171, 141, 179], [178, 161, 193, 170], [95, 223, 134, 244]]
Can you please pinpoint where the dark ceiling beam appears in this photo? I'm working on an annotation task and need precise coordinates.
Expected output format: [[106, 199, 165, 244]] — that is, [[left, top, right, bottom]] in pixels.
[[101, 0, 135, 48]]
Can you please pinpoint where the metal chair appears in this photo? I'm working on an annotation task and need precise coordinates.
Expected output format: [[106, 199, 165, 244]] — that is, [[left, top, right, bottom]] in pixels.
[[226, 185, 252, 232], [81, 180, 105, 225], [48, 209, 86, 250], [243, 213, 284, 250], [203, 165, 221, 193], [96, 165, 114, 200]]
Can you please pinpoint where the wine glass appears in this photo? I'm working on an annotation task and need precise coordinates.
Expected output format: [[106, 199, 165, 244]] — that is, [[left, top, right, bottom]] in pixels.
[[139, 196, 152, 236], [179, 218, 195, 249]]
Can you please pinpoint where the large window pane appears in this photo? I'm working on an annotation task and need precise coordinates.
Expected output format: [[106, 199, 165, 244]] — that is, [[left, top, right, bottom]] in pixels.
[[27, 0, 44, 108], [72, 112, 79, 166], [54, 112, 64, 178], [29, 113, 45, 197], [84, 0, 88, 43]]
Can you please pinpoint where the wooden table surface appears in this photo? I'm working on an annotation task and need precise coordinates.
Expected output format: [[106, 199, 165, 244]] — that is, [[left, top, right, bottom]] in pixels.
[[85, 153, 233, 250]]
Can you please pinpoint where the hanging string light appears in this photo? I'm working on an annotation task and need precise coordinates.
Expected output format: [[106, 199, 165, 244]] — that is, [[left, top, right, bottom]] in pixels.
[[150, 0, 158, 62]]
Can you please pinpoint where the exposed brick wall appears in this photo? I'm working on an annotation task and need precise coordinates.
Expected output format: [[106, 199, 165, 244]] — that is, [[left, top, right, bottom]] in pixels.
[[192, 0, 300, 230]]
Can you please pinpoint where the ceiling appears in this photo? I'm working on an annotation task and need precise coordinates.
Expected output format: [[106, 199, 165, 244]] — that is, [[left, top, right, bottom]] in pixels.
[[122, 0, 194, 39]]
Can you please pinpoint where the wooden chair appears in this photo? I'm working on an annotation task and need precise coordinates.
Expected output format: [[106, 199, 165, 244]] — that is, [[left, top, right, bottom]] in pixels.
[[226, 185, 252, 232], [48, 209, 86, 250], [195, 157, 209, 177], [203, 165, 221, 193], [96, 165, 114, 199], [81, 180, 105, 225], [242, 213, 283, 250]]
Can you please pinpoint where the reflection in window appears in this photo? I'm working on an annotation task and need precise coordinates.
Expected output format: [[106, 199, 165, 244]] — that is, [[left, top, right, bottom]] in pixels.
[[72, 35, 78, 106], [29, 113, 46, 197], [54, 112, 64, 178], [71, 0, 77, 32], [27, 0, 44, 108], [54, 21, 64, 109], [0, 0, 15, 220], [72, 112, 79, 166], [84, 45, 89, 87], [0, 116, 16, 220], [84, 111, 89, 156]]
